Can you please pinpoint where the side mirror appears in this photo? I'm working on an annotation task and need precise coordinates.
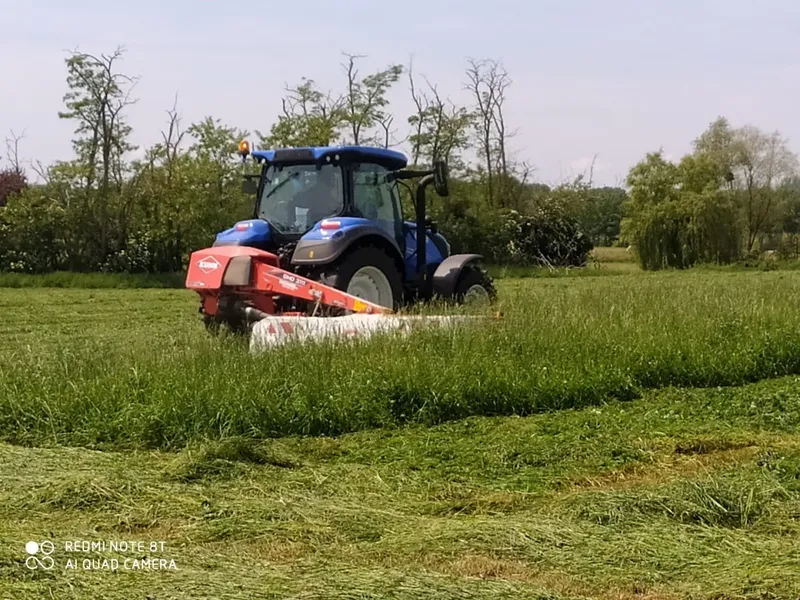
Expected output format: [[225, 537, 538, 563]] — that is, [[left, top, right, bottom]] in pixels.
[[433, 160, 449, 197], [241, 177, 258, 195]]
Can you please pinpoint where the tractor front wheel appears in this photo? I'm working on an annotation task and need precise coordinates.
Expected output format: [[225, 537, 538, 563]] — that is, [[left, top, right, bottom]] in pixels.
[[320, 247, 403, 310]]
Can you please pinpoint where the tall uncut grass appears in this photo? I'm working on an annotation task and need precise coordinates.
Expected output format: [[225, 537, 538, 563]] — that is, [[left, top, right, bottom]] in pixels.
[[2, 271, 800, 449], [0, 271, 184, 288]]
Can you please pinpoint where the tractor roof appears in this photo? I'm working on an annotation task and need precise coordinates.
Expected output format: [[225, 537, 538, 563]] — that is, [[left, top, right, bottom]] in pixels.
[[252, 146, 408, 171]]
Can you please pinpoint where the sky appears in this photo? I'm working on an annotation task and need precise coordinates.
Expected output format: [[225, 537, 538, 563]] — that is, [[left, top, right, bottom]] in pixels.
[[2, 0, 799, 186]]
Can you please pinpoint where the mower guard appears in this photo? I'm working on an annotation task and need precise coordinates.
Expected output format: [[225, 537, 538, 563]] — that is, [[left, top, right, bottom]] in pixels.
[[185, 246, 393, 320]]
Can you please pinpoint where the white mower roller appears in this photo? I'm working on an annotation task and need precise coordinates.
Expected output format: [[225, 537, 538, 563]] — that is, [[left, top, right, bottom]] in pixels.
[[249, 314, 473, 353]]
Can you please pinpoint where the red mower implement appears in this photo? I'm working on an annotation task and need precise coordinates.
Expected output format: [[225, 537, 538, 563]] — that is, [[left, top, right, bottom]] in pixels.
[[186, 244, 392, 333]]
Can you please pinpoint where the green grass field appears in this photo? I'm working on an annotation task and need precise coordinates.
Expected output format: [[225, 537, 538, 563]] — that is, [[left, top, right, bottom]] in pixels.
[[2, 271, 800, 598]]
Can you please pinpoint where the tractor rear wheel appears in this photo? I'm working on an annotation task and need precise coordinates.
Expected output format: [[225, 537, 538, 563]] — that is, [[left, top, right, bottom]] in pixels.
[[454, 266, 496, 306], [320, 247, 403, 310]]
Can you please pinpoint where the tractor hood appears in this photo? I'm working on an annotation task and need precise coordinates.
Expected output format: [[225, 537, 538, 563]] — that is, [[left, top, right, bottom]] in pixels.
[[214, 219, 271, 246], [291, 217, 402, 266], [299, 217, 374, 242]]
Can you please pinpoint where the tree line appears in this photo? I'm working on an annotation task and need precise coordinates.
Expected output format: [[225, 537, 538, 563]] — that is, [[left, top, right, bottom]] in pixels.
[[622, 118, 800, 269], [0, 48, 630, 274]]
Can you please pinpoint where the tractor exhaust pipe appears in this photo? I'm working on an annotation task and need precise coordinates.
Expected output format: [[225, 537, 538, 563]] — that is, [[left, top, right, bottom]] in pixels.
[[388, 162, 447, 287], [415, 173, 435, 282]]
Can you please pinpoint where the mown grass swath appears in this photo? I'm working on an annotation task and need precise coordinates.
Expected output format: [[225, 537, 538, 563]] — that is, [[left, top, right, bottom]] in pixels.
[[3, 376, 800, 598], [2, 272, 800, 449]]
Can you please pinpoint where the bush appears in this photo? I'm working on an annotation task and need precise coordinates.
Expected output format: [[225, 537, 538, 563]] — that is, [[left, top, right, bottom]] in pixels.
[[0, 168, 26, 207], [437, 204, 592, 267], [0, 188, 67, 273], [1, 168, 593, 274], [622, 191, 740, 270], [505, 208, 593, 267], [101, 231, 160, 273]]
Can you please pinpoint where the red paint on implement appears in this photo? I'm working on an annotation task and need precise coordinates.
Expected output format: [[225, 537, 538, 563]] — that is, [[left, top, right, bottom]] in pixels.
[[185, 245, 392, 318]]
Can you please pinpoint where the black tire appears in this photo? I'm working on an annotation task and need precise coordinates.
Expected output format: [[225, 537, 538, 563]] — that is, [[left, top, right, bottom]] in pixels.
[[319, 246, 404, 310], [204, 313, 249, 336], [453, 266, 496, 305], [203, 314, 222, 335]]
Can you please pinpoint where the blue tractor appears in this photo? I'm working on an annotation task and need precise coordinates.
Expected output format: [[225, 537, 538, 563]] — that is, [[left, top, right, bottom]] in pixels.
[[212, 143, 494, 313]]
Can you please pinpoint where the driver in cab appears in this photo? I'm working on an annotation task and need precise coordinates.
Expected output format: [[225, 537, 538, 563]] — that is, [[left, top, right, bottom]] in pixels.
[[293, 168, 341, 225]]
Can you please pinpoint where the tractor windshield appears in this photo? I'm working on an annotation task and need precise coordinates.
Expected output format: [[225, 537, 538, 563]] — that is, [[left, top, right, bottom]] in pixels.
[[257, 164, 343, 234]]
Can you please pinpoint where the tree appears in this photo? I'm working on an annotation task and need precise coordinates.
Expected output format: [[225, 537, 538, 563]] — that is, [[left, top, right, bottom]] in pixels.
[[622, 151, 740, 270], [407, 67, 473, 169], [259, 79, 345, 148], [0, 47, 597, 274], [464, 58, 513, 207], [109, 115, 251, 273], [692, 117, 738, 182], [732, 126, 797, 252], [779, 177, 800, 255], [0, 187, 66, 272], [156, 97, 186, 186], [185, 117, 250, 226], [627, 151, 681, 205], [4, 129, 25, 175], [57, 47, 138, 262], [692, 118, 799, 254], [622, 152, 683, 269], [59, 47, 138, 193], [0, 130, 27, 207], [577, 187, 627, 247], [341, 54, 403, 146]]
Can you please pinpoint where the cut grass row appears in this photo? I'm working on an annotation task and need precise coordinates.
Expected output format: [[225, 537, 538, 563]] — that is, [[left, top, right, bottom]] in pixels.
[[2, 376, 800, 598], [2, 271, 800, 449]]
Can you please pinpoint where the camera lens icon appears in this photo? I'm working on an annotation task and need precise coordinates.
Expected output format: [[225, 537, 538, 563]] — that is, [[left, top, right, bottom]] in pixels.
[[25, 540, 55, 570]]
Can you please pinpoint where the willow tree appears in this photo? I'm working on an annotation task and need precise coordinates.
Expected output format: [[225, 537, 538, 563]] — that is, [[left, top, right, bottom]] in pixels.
[[622, 150, 740, 270]]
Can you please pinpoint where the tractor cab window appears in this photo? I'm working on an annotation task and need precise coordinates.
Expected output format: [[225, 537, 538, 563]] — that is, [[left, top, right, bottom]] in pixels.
[[257, 164, 343, 233], [352, 164, 402, 240]]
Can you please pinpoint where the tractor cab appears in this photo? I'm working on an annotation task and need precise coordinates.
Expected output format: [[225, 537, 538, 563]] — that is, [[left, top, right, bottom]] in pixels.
[[218, 145, 409, 255], [252, 146, 405, 244], [212, 142, 492, 310]]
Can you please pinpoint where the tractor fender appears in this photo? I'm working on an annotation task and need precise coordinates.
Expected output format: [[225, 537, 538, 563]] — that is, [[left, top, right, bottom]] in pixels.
[[432, 254, 484, 299], [291, 226, 404, 270]]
